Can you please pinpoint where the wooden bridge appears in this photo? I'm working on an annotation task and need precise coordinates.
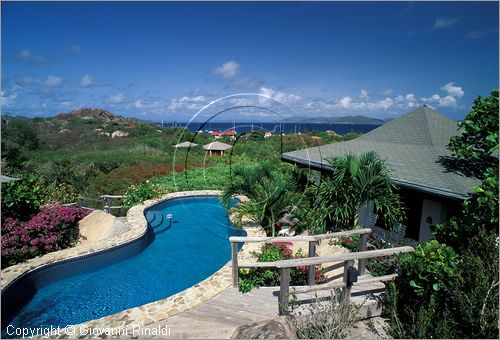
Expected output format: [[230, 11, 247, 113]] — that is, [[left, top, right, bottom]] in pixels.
[[146, 228, 414, 338]]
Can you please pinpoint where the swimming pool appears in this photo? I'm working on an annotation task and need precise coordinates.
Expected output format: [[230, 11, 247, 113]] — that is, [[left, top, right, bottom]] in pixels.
[[1, 195, 244, 334]]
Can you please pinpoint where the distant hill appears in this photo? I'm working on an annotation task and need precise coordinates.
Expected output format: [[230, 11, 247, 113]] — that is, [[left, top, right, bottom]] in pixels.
[[283, 115, 384, 125], [56, 108, 135, 126], [0, 108, 181, 150]]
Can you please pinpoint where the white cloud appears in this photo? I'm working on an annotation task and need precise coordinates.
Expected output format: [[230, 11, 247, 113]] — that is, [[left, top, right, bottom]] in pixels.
[[16, 49, 46, 64], [432, 17, 461, 30], [133, 100, 144, 109], [421, 92, 458, 108], [17, 76, 35, 85], [441, 82, 464, 98], [44, 75, 63, 87], [213, 60, 240, 79], [339, 96, 353, 109], [133, 99, 162, 110], [106, 93, 125, 104], [168, 95, 207, 111], [405, 93, 416, 101], [18, 49, 32, 60], [212, 60, 259, 89], [1, 85, 22, 108], [438, 95, 457, 108], [360, 89, 368, 97], [229, 97, 255, 107], [378, 97, 394, 110], [79, 74, 93, 87], [259, 87, 301, 105]]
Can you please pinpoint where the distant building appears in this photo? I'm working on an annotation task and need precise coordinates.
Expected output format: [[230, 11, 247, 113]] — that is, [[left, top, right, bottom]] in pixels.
[[223, 130, 237, 141], [223, 130, 237, 136], [203, 141, 232, 156], [211, 131, 222, 139], [282, 106, 480, 242], [173, 141, 199, 148]]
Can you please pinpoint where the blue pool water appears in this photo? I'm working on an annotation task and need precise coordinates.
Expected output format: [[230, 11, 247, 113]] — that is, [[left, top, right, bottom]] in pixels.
[[1, 196, 244, 334]]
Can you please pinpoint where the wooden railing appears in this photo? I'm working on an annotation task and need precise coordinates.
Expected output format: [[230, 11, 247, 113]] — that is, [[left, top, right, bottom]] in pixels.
[[229, 228, 372, 288], [100, 195, 124, 214], [229, 229, 414, 315], [63, 195, 124, 215]]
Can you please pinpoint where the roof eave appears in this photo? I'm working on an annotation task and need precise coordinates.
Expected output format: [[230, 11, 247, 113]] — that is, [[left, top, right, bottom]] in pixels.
[[281, 153, 468, 200]]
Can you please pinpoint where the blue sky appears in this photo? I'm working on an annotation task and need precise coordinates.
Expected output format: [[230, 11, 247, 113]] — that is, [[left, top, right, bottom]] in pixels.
[[1, 1, 498, 121]]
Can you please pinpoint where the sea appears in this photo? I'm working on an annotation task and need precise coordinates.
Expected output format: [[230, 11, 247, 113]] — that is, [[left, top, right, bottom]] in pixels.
[[154, 122, 381, 135]]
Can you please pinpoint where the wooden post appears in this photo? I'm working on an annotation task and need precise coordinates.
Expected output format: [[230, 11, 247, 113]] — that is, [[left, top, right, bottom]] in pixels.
[[342, 260, 355, 304], [101, 196, 108, 213], [279, 267, 291, 315], [231, 242, 239, 288], [358, 233, 368, 275], [307, 240, 317, 285]]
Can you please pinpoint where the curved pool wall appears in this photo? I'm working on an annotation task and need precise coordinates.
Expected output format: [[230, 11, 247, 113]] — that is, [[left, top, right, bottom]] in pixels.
[[1, 194, 246, 334]]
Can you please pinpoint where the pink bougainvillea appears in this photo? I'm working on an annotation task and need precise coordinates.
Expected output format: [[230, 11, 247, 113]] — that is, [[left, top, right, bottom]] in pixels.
[[1, 204, 90, 268]]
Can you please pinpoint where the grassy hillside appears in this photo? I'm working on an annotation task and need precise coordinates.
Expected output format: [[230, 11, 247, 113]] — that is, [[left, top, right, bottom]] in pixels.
[[1, 108, 345, 203]]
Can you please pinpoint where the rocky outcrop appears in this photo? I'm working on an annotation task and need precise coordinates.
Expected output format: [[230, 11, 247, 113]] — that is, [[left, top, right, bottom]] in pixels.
[[58, 108, 116, 121], [78, 210, 129, 244], [231, 317, 296, 339], [111, 130, 129, 138]]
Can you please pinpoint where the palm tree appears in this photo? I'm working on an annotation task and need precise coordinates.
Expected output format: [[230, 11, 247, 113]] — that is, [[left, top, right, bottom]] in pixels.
[[220, 160, 275, 209], [314, 151, 404, 232], [221, 161, 302, 236]]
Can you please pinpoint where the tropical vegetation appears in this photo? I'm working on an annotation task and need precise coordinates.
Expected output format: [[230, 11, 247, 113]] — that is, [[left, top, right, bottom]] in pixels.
[[310, 151, 404, 233], [386, 89, 499, 339]]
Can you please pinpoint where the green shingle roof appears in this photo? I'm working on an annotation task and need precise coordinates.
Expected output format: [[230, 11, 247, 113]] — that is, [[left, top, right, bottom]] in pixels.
[[282, 106, 480, 199]]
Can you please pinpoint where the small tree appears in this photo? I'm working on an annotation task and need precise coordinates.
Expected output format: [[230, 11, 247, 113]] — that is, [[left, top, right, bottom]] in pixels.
[[389, 90, 499, 339], [314, 151, 404, 232], [433, 89, 499, 250], [221, 161, 302, 236]]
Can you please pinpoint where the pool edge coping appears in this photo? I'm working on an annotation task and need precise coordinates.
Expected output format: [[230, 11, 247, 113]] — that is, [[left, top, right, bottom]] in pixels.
[[2, 190, 265, 338]]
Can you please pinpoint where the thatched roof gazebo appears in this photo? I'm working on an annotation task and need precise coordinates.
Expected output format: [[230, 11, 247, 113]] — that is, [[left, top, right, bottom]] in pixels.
[[173, 141, 198, 148], [203, 141, 232, 156]]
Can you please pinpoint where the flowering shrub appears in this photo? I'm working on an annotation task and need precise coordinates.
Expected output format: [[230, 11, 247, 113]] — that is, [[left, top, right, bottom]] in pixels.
[[239, 242, 323, 293], [1, 204, 90, 268]]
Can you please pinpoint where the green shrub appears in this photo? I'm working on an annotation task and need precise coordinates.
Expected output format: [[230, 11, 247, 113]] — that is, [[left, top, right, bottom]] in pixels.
[[238, 242, 323, 293], [41, 181, 79, 204], [1, 175, 45, 220], [398, 240, 458, 299], [123, 164, 230, 206], [386, 240, 463, 339]]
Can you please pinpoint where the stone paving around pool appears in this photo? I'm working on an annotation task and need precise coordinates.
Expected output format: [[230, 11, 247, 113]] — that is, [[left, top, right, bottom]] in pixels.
[[2, 190, 265, 339]]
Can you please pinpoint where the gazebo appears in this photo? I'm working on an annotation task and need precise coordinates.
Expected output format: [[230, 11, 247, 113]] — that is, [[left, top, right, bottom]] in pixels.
[[173, 141, 198, 148], [203, 141, 232, 156]]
